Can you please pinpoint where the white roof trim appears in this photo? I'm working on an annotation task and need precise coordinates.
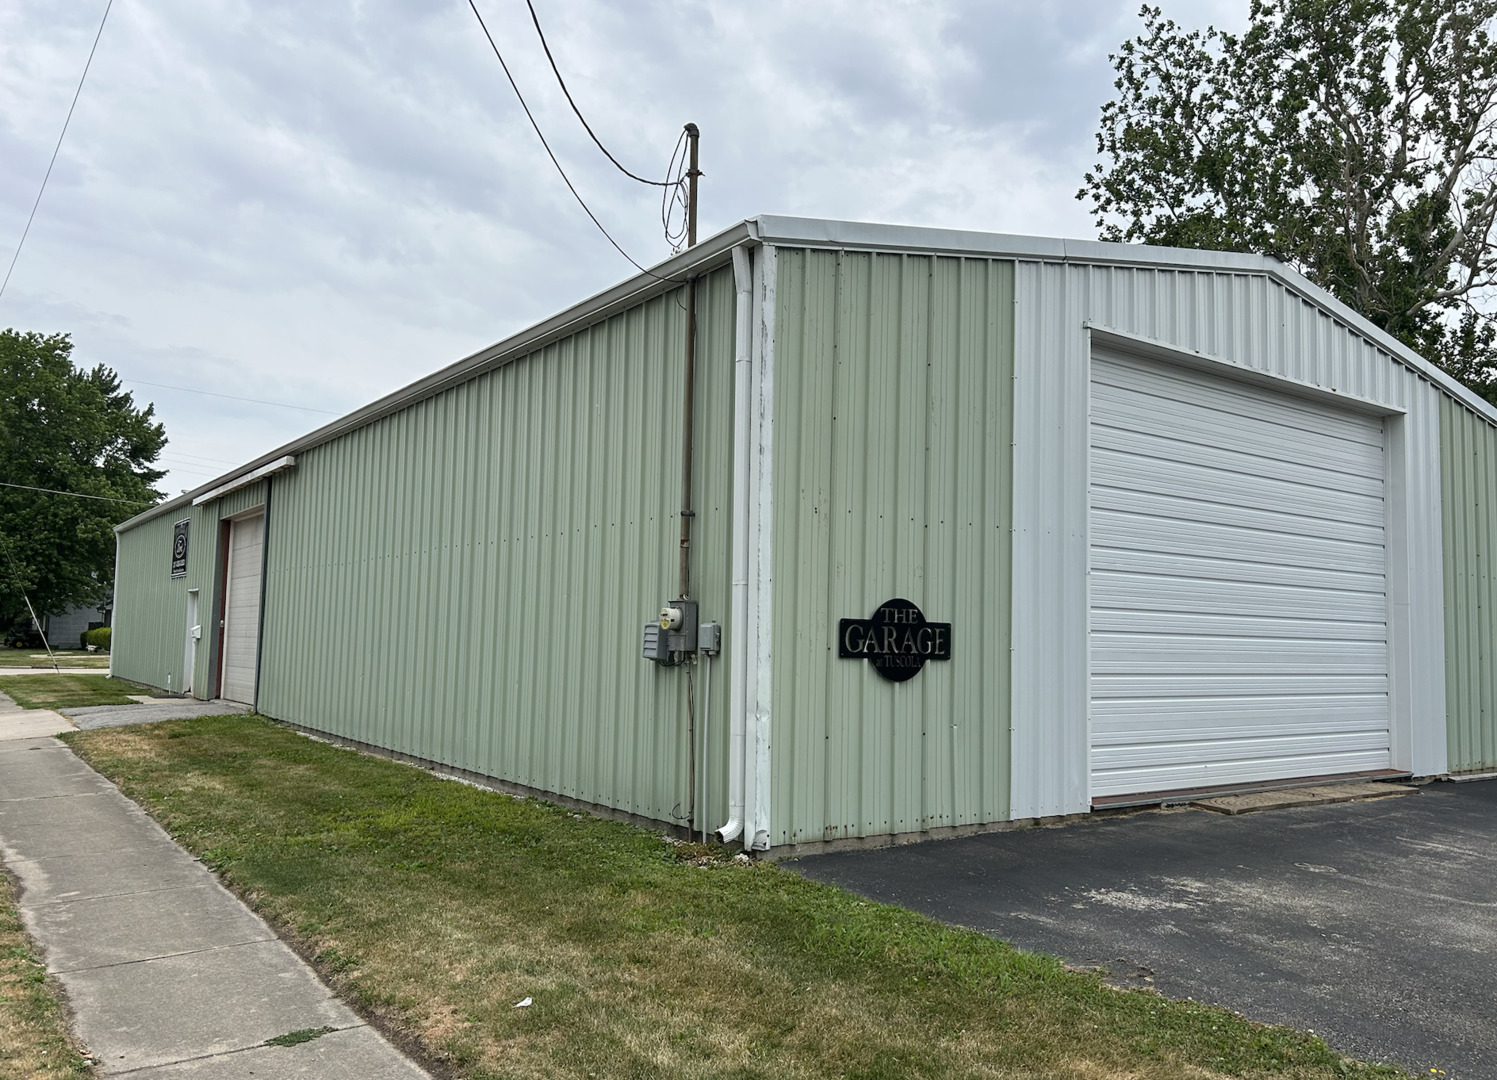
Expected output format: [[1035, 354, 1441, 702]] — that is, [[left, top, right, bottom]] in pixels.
[[117, 222, 757, 532], [1086, 323, 1407, 418], [189, 456, 295, 508], [753, 215, 1497, 424], [119, 214, 1497, 533]]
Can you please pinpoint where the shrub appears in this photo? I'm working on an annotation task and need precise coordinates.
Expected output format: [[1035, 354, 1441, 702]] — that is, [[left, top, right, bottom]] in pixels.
[[83, 627, 111, 652]]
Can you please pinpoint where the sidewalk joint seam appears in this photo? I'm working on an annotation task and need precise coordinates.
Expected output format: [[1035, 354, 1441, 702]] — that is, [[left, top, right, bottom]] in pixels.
[[5, 845, 208, 864], [102, 1022, 369, 1076], [52, 934, 283, 974], [30, 881, 228, 907], [0, 789, 124, 804]]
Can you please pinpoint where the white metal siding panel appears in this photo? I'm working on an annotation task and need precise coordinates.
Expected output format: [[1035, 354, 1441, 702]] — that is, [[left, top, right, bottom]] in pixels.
[[1089, 350, 1391, 795], [1009, 260, 1091, 819], [221, 514, 264, 705]]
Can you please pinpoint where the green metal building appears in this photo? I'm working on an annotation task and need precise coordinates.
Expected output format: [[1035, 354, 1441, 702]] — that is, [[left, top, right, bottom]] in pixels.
[[113, 217, 1497, 851]]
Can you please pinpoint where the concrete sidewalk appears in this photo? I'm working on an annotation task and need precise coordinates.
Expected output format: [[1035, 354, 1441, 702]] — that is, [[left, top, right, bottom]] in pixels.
[[0, 716, 430, 1077], [63, 699, 252, 730]]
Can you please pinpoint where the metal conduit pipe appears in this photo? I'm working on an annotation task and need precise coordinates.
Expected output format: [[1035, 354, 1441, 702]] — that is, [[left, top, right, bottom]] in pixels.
[[715, 242, 753, 845]]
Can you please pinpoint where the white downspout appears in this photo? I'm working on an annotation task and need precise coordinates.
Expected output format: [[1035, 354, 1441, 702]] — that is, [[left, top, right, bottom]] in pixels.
[[108, 531, 119, 680], [715, 243, 753, 845], [747, 242, 775, 852]]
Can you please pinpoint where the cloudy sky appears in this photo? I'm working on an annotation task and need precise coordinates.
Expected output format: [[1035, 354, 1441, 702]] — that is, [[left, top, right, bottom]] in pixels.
[[1, 0, 1243, 496]]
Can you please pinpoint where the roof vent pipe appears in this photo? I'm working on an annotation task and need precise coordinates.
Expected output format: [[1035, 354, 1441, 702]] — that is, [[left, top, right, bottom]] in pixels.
[[715, 242, 753, 846]]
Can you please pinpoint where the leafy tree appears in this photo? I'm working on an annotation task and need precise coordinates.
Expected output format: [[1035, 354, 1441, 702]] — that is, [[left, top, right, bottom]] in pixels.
[[0, 329, 165, 633], [1080, 0, 1497, 402]]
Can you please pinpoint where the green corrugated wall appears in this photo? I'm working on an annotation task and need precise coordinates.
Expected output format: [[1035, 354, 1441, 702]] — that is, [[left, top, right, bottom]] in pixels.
[[770, 249, 1015, 844], [1441, 394, 1497, 772], [113, 480, 266, 694], [256, 269, 736, 825]]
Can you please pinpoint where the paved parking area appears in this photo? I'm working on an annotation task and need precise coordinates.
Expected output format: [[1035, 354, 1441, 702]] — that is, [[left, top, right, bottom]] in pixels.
[[794, 780, 1497, 1078]]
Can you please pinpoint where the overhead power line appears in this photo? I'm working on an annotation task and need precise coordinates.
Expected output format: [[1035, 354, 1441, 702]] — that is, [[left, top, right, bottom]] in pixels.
[[158, 460, 229, 476], [159, 450, 242, 467], [465, 0, 686, 283], [122, 378, 340, 415], [0, 0, 114, 304], [0, 480, 149, 505], [661, 128, 691, 253], [523, 0, 676, 188]]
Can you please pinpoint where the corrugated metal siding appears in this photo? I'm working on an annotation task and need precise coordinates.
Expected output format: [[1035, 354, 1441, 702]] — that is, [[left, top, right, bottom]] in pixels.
[[216, 481, 266, 519], [1010, 262, 1449, 816], [256, 268, 736, 826], [113, 510, 201, 692], [770, 250, 1014, 844], [113, 482, 268, 695], [1441, 395, 1497, 772]]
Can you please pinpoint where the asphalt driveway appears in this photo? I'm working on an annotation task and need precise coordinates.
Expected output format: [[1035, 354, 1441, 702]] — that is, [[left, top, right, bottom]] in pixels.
[[793, 780, 1497, 1078]]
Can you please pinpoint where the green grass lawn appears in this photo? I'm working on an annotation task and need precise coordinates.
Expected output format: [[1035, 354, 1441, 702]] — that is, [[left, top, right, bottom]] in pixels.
[[60, 715, 1405, 1080], [0, 675, 161, 710], [0, 649, 110, 670], [0, 872, 96, 1078]]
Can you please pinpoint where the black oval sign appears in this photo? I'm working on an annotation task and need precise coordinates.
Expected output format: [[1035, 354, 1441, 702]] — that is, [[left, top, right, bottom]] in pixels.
[[838, 598, 952, 683]]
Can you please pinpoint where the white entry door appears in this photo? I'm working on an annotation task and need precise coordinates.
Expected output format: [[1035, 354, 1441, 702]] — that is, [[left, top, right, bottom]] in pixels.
[[1089, 350, 1391, 798], [183, 589, 199, 696], [220, 514, 264, 705]]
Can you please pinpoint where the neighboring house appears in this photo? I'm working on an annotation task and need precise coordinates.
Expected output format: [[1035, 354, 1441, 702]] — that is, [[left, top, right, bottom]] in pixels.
[[107, 216, 1497, 853], [35, 597, 111, 648]]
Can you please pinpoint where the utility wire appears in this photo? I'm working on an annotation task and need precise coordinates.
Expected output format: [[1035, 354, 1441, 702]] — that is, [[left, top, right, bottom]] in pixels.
[[0, 528, 60, 671], [465, 0, 686, 284], [661, 128, 690, 253], [0, 481, 150, 505], [159, 451, 241, 467], [0, 0, 114, 303], [525, 0, 693, 253], [523, 0, 676, 187], [122, 378, 340, 415]]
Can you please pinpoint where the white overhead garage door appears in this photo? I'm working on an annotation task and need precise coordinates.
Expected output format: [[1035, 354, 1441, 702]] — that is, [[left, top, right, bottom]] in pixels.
[[1089, 350, 1391, 798], [220, 513, 264, 705]]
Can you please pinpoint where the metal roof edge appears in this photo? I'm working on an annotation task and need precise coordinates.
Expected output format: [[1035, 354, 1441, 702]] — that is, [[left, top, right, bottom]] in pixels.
[[754, 214, 1263, 271], [752, 215, 1497, 427], [1252, 260, 1497, 424], [117, 220, 757, 533], [190, 455, 296, 507], [120, 214, 1497, 535]]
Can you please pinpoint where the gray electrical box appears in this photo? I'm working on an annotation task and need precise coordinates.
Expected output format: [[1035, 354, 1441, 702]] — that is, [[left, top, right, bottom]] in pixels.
[[642, 623, 670, 663], [699, 621, 721, 656]]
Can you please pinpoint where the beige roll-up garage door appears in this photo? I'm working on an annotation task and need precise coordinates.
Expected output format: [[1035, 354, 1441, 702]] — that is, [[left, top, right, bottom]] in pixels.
[[220, 513, 264, 705], [1089, 349, 1391, 798]]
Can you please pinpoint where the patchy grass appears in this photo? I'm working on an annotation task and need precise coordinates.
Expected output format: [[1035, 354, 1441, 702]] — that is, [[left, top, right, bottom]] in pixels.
[[0, 675, 163, 711], [0, 872, 95, 1079], [264, 1026, 335, 1047], [0, 650, 109, 670], [63, 716, 1406, 1080]]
